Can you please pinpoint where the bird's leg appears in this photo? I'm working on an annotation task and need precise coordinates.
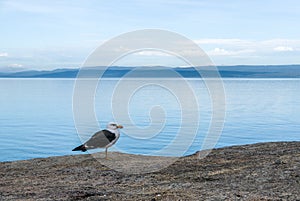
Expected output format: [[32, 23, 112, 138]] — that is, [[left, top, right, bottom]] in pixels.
[[105, 147, 108, 159]]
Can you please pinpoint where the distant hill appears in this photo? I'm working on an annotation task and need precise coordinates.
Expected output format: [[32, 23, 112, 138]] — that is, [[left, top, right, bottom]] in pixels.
[[0, 65, 300, 78]]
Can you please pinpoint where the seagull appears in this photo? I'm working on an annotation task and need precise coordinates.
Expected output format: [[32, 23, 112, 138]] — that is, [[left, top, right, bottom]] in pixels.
[[72, 122, 123, 159]]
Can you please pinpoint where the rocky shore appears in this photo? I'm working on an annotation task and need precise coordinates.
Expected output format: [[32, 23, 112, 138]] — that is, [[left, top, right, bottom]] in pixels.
[[1, 141, 299, 200]]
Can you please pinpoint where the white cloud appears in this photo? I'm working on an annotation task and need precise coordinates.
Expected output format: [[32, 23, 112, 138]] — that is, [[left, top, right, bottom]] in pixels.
[[207, 48, 255, 56], [193, 38, 300, 63], [195, 39, 250, 45], [273, 46, 294, 52], [8, 63, 23, 68], [195, 38, 300, 51], [261, 39, 300, 46], [133, 50, 172, 57], [194, 38, 300, 65], [208, 48, 232, 56], [0, 52, 8, 57]]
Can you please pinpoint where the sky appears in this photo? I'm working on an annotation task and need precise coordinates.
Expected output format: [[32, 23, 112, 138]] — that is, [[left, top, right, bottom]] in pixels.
[[0, 0, 300, 70]]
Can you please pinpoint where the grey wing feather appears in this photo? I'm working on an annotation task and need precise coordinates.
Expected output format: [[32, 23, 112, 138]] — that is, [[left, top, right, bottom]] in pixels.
[[85, 130, 115, 148]]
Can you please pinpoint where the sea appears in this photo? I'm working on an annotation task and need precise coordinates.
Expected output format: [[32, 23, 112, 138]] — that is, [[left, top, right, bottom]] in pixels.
[[0, 78, 299, 162]]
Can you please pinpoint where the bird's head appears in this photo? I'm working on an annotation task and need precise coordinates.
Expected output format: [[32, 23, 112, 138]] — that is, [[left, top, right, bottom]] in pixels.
[[107, 122, 123, 130]]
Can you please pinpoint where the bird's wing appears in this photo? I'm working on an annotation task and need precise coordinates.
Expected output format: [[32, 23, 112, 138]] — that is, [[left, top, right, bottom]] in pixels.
[[103, 130, 117, 142], [85, 130, 116, 148]]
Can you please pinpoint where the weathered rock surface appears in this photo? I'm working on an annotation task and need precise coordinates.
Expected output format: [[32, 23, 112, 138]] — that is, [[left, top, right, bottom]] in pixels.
[[0, 141, 299, 200]]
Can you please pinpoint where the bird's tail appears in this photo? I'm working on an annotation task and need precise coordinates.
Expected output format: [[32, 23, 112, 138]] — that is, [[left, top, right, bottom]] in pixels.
[[72, 144, 87, 152]]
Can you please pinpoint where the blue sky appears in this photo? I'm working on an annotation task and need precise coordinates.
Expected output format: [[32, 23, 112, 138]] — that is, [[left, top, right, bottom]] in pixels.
[[0, 0, 300, 69]]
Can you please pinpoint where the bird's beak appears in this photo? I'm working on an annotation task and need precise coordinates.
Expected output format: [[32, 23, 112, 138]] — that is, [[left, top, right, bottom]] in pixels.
[[117, 125, 123, 129]]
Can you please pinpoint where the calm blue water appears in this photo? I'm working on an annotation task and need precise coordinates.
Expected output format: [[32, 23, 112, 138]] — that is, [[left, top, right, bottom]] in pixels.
[[0, 78, 299, 161]]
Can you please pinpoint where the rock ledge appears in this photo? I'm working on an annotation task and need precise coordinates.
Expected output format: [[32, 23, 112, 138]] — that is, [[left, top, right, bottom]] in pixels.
[[1, 141, 299, 200]]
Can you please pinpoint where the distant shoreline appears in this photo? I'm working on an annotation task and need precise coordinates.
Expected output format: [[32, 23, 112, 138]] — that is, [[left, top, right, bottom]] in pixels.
[[1, 65, 300, 78]]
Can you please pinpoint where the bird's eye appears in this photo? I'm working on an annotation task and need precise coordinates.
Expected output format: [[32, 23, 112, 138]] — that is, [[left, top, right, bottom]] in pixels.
[[111, 124, 117, 126]]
